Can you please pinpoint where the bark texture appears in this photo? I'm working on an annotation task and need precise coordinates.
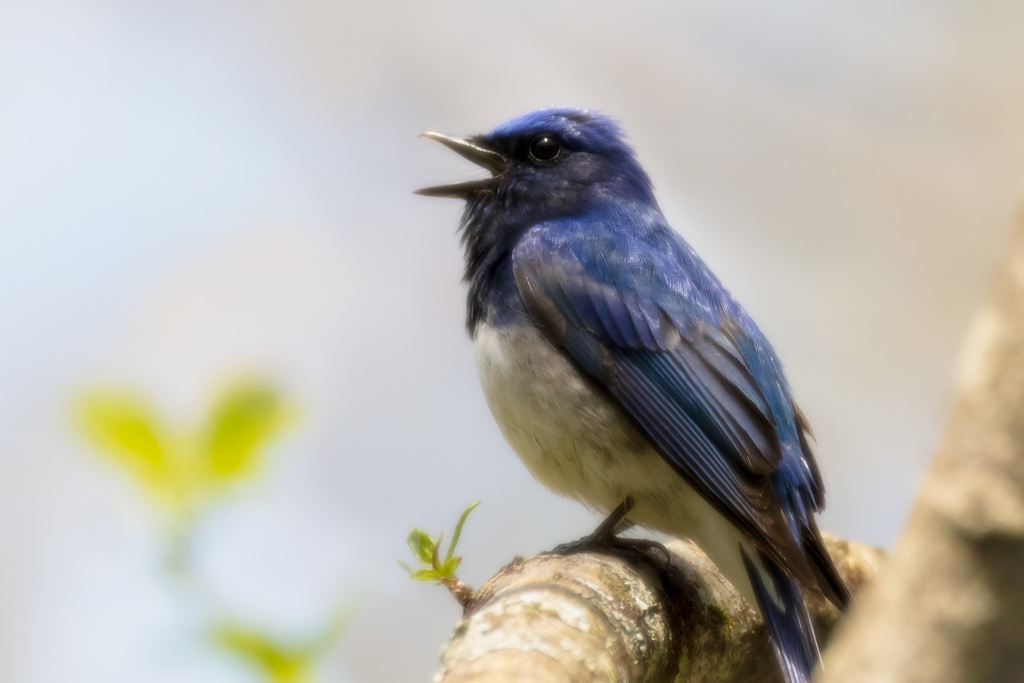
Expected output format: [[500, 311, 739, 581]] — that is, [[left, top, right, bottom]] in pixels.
[[435, 534, 881, 683], [819, 204, 1024, 682]]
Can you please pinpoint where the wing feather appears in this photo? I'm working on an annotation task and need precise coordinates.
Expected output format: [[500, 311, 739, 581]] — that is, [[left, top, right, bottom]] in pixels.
[[513, 221, 819, 585]]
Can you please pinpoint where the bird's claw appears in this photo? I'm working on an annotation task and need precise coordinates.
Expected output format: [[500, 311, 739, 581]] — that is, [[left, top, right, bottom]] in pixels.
[[547, 533, 672, 565], [545, 497, 671, 563], [548, 530, 613, 556]]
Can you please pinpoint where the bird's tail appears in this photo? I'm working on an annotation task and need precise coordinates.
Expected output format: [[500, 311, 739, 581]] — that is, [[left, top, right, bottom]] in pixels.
[[740, 547, 819, 683]]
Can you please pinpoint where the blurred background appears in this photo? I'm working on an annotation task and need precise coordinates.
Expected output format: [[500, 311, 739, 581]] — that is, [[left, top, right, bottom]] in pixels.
[[3, 0, 1024, 680]]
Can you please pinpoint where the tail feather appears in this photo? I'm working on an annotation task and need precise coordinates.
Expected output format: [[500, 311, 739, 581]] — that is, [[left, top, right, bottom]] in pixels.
[[803, 520, 851, 609], [741, 546, 819, 683]]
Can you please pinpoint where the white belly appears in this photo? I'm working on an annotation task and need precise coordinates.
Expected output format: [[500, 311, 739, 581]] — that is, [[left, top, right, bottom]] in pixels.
[[473, 321, 751, 590]]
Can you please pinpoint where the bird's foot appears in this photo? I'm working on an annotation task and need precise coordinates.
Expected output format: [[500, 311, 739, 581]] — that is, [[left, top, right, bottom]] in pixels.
[[549, 533, 671, 563], [548, 531, 615, 557], [545, 497, 673, 564]]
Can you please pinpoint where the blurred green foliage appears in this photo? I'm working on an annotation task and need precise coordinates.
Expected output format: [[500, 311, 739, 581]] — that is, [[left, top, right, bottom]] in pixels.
[[214, 606, 354, 683], [75, 378, 349, 683], [399, 501, 479, 585], [76, 379, 291, 518]]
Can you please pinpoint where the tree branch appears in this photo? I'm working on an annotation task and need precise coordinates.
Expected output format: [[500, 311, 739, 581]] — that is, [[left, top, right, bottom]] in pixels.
[[435, 534, 882, 682]]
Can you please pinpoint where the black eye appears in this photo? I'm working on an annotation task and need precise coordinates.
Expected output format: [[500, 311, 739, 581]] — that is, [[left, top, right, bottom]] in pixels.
[[528, 134, 560, 162]]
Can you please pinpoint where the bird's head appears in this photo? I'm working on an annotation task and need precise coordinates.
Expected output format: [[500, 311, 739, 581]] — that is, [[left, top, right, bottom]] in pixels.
[[416, 108, 655, 220]]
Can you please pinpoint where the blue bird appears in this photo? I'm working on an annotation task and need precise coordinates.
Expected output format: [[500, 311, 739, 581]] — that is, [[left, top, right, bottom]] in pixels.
[[417, 108, 849, 683]]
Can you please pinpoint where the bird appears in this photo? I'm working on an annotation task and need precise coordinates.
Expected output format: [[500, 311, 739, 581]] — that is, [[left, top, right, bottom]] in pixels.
[[416, 108, 849, 683]]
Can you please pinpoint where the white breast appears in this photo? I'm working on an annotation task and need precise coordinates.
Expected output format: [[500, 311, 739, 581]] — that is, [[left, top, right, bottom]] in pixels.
[[473, 321, 703, 526], [475, 321, 648, 510], [473, 320, 762, 605]]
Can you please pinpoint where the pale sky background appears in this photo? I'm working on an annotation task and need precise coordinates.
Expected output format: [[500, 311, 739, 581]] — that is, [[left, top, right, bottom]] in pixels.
[[3, 1, 1024, 681]]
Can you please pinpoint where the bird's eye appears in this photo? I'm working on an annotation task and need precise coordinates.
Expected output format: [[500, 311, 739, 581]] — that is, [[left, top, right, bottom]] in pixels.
[[528, 135, 561, 162]]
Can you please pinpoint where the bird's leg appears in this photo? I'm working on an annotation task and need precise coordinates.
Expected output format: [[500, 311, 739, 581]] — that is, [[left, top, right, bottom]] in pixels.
[[549, 498, 633, 555], [591, 497, 635, 542], [548, 497, 671, 562]]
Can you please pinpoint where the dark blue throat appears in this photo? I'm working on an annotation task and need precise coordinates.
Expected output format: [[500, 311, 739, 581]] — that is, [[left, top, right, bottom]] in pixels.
[[459, 192, 530, 334], [459, 169, 657, 335]]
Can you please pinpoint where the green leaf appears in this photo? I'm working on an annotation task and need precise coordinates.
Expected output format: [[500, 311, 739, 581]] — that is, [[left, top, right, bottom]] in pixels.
[[75, 391, 168, 489], [445, 501, 480, 564], [213, 625, 310, 683], [200, 380, 287, 483], [409, 568, 442, 582], [403, 501, 481, 588], [440, 556, 462, 578], [431, 530, 443, 569], [407, 528, 435, 565]]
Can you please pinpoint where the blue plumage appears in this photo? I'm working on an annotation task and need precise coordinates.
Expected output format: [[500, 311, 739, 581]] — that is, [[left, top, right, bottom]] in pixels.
[[418, 108, 849, 682]]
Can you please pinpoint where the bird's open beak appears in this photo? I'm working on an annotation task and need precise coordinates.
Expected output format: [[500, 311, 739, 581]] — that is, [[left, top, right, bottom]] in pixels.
[[414, 132, 508, 198]]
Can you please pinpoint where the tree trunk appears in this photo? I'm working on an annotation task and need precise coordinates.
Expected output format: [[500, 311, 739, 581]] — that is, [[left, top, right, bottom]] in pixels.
[[819, 201, 1024, 682]]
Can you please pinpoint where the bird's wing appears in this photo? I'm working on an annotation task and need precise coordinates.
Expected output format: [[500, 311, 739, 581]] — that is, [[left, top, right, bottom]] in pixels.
[[512, 219, 817, 585]]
